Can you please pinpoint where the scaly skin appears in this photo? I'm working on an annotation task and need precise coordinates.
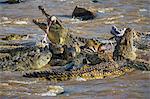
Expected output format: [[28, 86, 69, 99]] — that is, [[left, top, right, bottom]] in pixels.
[[113, 28, 137, 61], [34, 6, 149, 71], [33, 6, 102, 47], [126, 59, 150, 71], [34, 10, 149, 65], [34, 9, 149, 55], [111, 27, 150, 70], [0, 34, 28, 41], [111, 27, 150, 61], [23, 26, 150, 81], [33, 13, 149, 67], [0, 46, 52, 71], [23, 57, 149, 82], [34, 6, 68, 45], [134, 32, 150, 51], [33, 18, 92, 46], [23, 60, 136, 82], [33, 15, 109, 66], [33, 6, 108, 66]]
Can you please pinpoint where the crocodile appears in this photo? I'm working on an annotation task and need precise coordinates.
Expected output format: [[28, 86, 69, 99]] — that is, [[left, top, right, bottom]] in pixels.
[[23, 60, 132, 81], [0, 46, 52, 71], [69, 27, 150, 68], [0, 34, 29, 41], [110, 26, 150, 61], [33, 6, 104, 47], [23, 26, 150, 82], [134, 32, 150, 51], [33, 6, 150, 68], [33, 6, 68, 45], [110, 26, 150, 50], [109, 26, 150, 69], [33, 6, 114, 66], [23, 59, 149, 82], [112, 27, 137, 61]]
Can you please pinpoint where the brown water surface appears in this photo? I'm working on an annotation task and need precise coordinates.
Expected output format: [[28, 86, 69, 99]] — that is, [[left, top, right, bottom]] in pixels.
[[0, 0, 150, 98]]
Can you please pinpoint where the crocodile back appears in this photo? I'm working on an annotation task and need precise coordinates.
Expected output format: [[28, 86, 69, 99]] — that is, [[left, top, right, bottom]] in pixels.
[[23, 61, 134, 82]]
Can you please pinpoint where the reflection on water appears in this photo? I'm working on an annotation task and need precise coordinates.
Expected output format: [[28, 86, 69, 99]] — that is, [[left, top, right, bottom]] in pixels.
[[0, 0, 150, 98]]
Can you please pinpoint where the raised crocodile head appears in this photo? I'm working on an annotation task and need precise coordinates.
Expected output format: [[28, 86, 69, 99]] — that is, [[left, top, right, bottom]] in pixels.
[[35, 6, 69, 45], [47, 24, 68, 45], [113, 28, 137, 61]]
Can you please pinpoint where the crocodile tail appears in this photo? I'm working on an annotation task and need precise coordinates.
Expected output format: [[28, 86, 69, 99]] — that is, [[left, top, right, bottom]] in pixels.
[[45, 72, 74, 82], [23, 66, 96, 82], [23, 70, 59, 78], [23, 70, 74, 82], [126, 59, 150, 71]]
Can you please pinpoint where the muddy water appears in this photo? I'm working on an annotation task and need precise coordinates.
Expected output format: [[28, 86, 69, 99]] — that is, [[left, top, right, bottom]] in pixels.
[[0, 0, 150, 98], [0, 71, 149, 99]]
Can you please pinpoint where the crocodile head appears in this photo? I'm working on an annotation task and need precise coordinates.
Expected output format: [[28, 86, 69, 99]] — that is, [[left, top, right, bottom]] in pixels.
[[0, 49, 52, 71], [113, 28, 137, 61], [33, 17, 68, 45], [34, 6, 69, 45], [29, 51, 52, 69], [47, 23, 68, 45]]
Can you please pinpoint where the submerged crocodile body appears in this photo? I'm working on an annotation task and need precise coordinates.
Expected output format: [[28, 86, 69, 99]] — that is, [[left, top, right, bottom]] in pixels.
[[0, 46, 52, 71], [0, 34, 29, 41], [23, 59, 149, 82], [23, 61, 132, 81]]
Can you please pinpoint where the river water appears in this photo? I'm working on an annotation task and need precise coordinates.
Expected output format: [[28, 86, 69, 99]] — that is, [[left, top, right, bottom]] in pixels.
[[0, 0, 150, 98]]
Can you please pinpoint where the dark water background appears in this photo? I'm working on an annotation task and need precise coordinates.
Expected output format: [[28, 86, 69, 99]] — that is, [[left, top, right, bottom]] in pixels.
[[0, 0, 150, 98]]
